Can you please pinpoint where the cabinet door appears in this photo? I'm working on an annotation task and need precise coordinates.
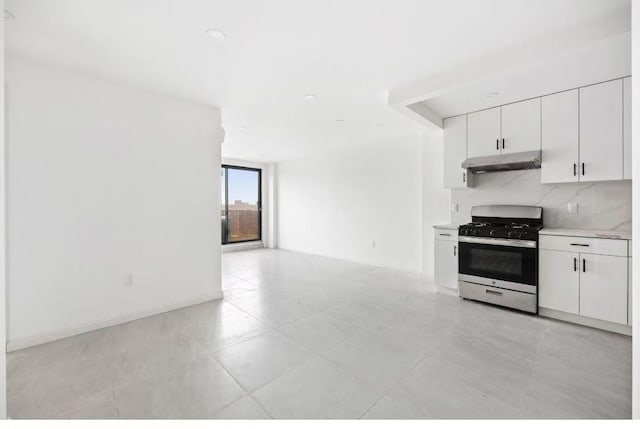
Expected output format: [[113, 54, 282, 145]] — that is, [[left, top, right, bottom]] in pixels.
[[539, 249, 579, 313], [467, 107, 501, 158], [579, 254, 628, 324], [501, 98, 541, 154], [434, 240, 458, 291], [541, 90, 579, 183], [443, 115, 469, 188], [579, 79, 623, 182], [628, 256, 632, 326], [624, 77, 632, 180]]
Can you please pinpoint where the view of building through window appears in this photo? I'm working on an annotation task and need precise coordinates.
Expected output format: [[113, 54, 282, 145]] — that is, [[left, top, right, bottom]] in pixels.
[[221, 166, 261, 244]]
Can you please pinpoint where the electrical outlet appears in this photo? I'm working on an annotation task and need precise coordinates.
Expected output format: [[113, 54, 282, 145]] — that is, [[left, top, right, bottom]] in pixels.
[[567, 203, 578, 214], [125, 274, 134, 287]]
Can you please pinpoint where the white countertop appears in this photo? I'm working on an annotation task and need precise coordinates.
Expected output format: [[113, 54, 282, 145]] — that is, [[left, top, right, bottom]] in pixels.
[[539, 228, 631, 240], [433, 224, 459, 230]]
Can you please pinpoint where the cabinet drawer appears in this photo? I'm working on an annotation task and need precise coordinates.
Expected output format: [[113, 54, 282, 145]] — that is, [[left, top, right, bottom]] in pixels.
[[434, 228, 458, 241], [539, 235, 628, 257]]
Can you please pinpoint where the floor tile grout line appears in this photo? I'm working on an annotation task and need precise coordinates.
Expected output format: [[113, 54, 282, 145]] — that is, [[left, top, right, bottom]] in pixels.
[[357, 352, 430, 419], [236, 353, 316, 396], [111, 387, 120, 419], [193, 340, 257, 419], [247, 393, 275, 419], [196, 309, 320, 408], [516, 327, 549, 411]]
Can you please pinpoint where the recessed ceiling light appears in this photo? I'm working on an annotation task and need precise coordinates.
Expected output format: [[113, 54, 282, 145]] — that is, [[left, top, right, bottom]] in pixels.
[[4, 10, 15, 19], [304, 94, 316, 101], [240, 127, 248, 131], [206, 29, 225, 40], [336, 119, 344, 124], [486, 91, 500, 98], [376, 123, 384, 127]]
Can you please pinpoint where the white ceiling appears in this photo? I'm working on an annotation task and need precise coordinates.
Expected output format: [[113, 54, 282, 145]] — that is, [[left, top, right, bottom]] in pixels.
[[4, 0, 631, 162]]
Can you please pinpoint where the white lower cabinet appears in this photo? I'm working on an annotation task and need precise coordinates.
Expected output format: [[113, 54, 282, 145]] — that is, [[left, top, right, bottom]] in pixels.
[[539, 249, 579, 313], [578, 254, 628, 325], [434, 232, 458, 291], [539, 234, 629, 326]]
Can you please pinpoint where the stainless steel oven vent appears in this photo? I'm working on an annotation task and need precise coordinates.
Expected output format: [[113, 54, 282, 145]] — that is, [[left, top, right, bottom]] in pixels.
[[461, 150, 541, 174]]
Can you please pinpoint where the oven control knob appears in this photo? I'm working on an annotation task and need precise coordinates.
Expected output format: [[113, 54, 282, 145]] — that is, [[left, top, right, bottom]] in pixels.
[[507, 231, 518, 239], [489, 230, 497, 237]]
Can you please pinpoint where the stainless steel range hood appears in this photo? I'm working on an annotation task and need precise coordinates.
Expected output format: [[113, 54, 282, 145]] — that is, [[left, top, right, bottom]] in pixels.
[[461, 150, 541, 174]]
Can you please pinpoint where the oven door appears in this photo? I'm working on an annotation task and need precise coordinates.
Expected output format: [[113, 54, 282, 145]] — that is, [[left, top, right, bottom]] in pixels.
[[458, 236, 538, 294]]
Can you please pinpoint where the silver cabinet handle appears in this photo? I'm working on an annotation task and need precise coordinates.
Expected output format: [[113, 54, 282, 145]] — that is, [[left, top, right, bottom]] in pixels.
[[570, 243, 589, 247], [454, 245, 457, 256], [462, 172, 466, 183], [582, 258, 586, 273], [439, 233, 451, 236], [573, 163, 577, 176], [573, 257, 577, 272], [582, 162, 585, 176], [485, 289, 503, 296]]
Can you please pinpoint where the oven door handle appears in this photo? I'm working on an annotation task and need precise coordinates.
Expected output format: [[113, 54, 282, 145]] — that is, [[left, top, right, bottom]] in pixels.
[[458, 236, 537, 248]]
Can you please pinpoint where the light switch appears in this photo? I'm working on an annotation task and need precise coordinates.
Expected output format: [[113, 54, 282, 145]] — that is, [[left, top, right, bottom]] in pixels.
[[451, 203, 459, 212]]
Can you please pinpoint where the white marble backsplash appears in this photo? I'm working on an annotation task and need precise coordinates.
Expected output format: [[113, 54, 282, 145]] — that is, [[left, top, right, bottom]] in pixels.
[[451, 169, 631, 231]]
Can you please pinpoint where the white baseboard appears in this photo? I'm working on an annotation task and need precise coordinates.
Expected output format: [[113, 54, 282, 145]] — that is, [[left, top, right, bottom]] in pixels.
[[6, 291, 224, 352], [276, 246, 422, 275], [435, 285, 459, 296], [539, 307, 632, 336], [222, 241, 265, 253]]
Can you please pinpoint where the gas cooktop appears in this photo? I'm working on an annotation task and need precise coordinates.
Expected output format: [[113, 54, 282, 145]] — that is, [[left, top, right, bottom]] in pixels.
[[459, 221, 543, 240], [458, 206, 543, 241]]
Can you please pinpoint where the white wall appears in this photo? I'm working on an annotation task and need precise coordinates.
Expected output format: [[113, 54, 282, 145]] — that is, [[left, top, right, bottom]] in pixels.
[[6, 57, 224, 348], [631, 0, 639, 419], [1, 0, 7, 417], [420, 131, 451, 280], [277, 136, 422, 273]]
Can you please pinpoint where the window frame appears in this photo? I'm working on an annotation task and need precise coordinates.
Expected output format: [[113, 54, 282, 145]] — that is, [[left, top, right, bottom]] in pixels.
[[221, 164, 262, 244]]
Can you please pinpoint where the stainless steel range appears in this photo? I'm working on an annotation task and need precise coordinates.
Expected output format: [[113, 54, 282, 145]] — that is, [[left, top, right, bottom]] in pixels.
[[458, 205, 542, 314]]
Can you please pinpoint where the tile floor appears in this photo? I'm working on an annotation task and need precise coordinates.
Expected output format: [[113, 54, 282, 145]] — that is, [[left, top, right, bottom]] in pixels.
[[7, 249, 632, 419]]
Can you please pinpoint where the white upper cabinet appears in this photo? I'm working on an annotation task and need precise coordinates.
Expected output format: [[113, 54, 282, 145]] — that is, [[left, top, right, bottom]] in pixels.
[[624, 77, 632, 180], [467, 107, 500, 158], [541, 90, 579, 183], [448, 77, 630, 186], [500, 98, 541, 154], [579, 79, 624, 182], [443, 115, 470, 188]]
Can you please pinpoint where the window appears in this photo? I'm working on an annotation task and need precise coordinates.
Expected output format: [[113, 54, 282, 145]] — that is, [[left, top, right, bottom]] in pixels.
[[221, 165, 261, 244]]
